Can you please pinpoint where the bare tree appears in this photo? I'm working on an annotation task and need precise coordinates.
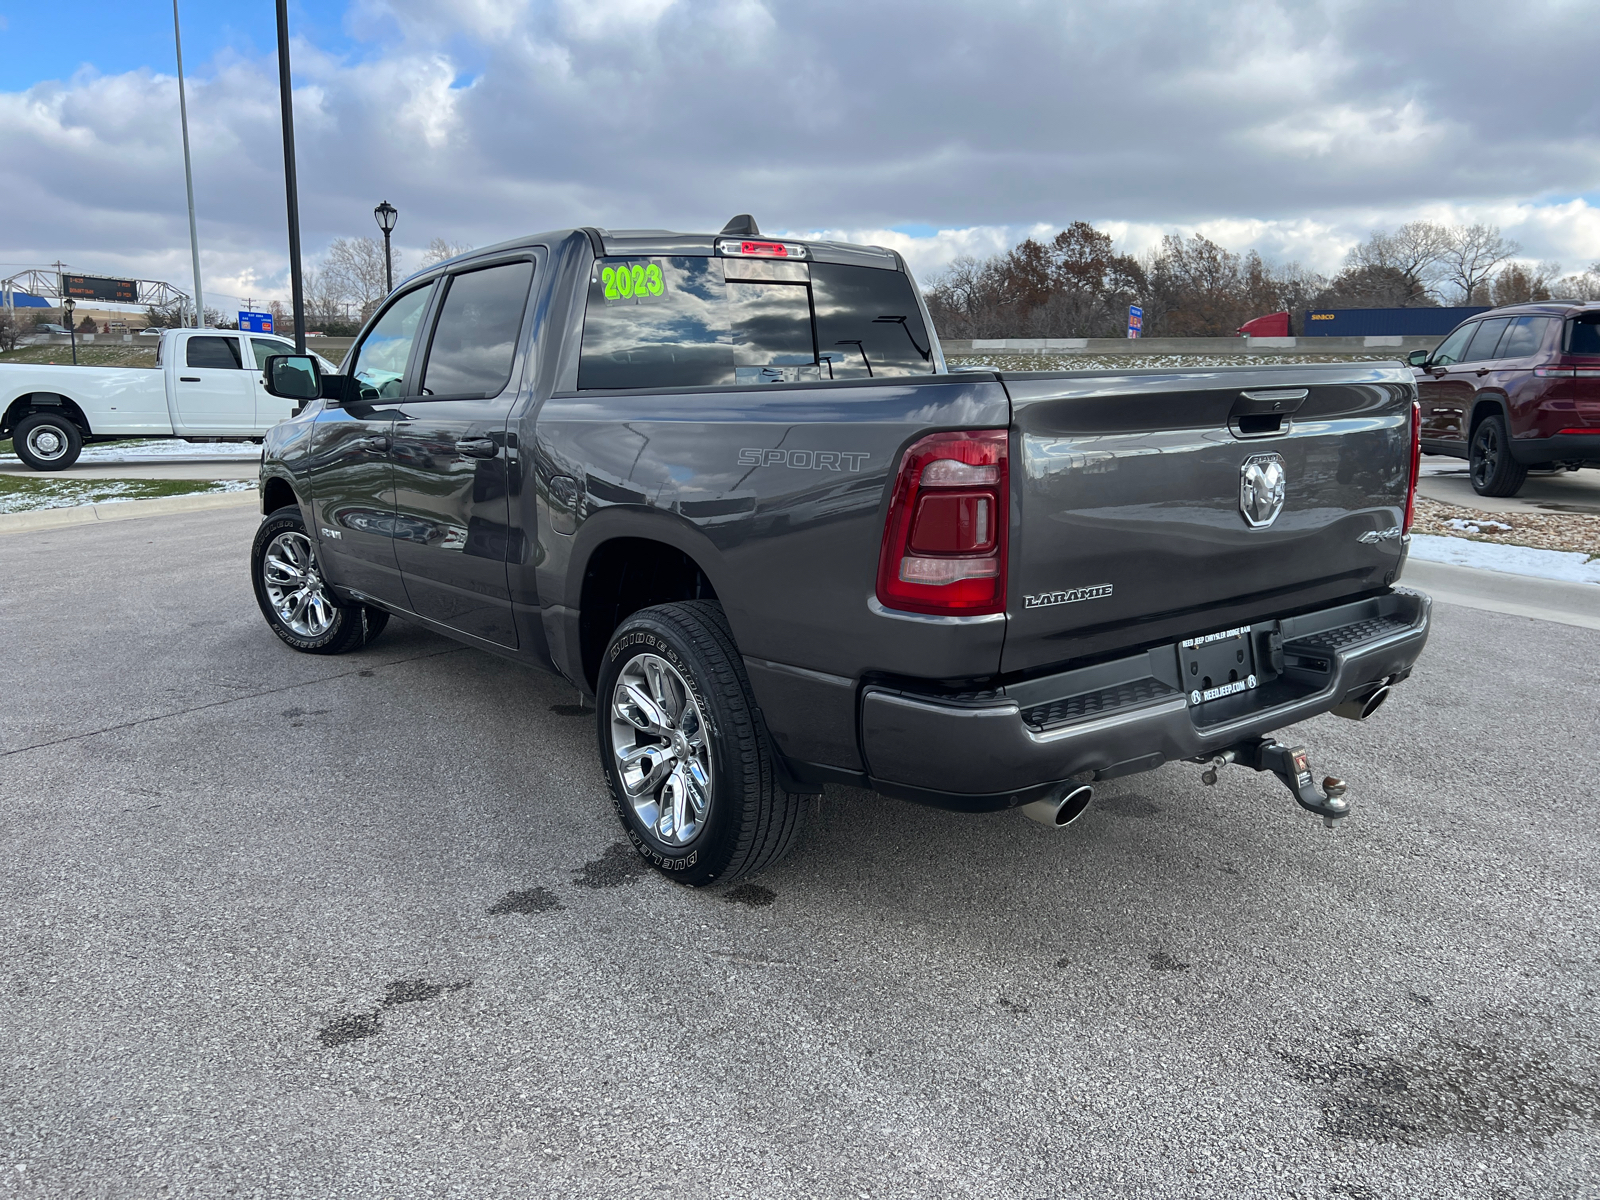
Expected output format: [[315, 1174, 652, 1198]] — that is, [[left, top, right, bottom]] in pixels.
[[421, 237, 473, 268], [1343, 221, 1453, 303], [1490, 260, 1563, 305], [1552, 260, 1600, 301], [1440, 224, 1520, 304], [322, 236, 398, 320]]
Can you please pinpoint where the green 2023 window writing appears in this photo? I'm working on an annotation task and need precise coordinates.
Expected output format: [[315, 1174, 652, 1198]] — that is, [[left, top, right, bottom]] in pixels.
[[601, 262, 665, 301]]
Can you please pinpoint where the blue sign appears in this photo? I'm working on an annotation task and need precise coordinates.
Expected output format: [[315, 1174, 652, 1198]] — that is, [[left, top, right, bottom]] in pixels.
[[1127, 305, 1143, 339], [239, 310, 274, 333]]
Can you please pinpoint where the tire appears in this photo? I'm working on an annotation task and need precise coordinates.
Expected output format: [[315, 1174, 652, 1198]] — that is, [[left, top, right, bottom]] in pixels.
[[1469, 414, 1527, 497], [251, 506, 389, 655], [597, 601, 803, 886], [13, 411, 83, 471]]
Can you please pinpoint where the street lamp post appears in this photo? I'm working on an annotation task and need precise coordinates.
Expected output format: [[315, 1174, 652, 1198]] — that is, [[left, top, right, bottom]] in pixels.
[[374, 201, 398, 296], [63, 297, 78, 366]]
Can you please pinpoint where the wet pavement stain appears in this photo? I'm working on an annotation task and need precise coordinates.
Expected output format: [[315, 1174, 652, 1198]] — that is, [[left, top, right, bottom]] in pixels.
[[1278, 1022, 1600, 1146], [487, 887, 564, 915], [549, 704, 590, 717], [1149, 950, 1190, 972], [318, 1011, 382, 1049], [724, 883, 775, 907], [571, 842, 649, 888], [997, 996, 1031, 1015], [317, 979, 472, 1049]]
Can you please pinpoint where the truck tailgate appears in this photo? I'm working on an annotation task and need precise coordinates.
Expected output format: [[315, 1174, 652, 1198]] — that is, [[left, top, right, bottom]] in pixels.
[[1001, 364, 1415, 676]]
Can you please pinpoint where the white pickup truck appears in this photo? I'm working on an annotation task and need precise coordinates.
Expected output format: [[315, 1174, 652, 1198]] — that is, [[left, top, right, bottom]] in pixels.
[[1, 329, 338, 470]]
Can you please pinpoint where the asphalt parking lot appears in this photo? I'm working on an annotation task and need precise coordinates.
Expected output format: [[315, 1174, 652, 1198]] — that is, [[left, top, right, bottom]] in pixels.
[[2, 509, 1597, 1199]]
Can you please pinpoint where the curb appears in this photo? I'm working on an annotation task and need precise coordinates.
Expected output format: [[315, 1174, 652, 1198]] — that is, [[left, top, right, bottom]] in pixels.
[[0, 489, 259, 534]]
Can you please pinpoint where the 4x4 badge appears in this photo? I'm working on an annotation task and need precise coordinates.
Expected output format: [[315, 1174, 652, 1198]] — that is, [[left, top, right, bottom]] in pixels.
[[1240, 453, 1286, 528]]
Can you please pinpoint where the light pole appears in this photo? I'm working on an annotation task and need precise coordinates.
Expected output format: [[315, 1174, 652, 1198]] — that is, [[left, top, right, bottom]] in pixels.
[[173, 0, 204, 330], [276, 0, 307, 353], [63, 297, 78, 365], [374, 201, 397, 295]]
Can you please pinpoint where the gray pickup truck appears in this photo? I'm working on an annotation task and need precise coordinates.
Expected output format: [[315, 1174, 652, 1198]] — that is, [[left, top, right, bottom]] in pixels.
[[253, 217, 1430, 884]]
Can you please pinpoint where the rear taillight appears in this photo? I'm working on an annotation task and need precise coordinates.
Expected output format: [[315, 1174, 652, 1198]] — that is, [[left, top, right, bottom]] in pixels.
[[1403, 400, 1421, 535], [876, 430, 1008, 615]]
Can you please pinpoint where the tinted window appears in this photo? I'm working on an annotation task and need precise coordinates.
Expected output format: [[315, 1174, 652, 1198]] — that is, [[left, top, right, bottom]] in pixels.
[[187, 336, 242, 369], [811, 262, 934, 380], [420, 261, 535, 398], [579, 257, 735, 390], [1496, 316, 1553, 360], [1429, 323, 1475, 366], [577, 256, 934, 389], [1463, 317, 1512, 362], [349, 286, 432, 401], [250, 337, 294, 370], [1568, 315, 1600, 355], [730, 281, 816, 383]]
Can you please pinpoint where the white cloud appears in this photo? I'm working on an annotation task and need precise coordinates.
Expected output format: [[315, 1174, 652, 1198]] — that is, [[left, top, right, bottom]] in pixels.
[[3, 0, 1599, 305]]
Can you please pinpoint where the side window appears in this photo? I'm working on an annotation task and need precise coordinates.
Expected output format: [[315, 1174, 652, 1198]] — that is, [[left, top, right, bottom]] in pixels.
[[1495, 316, 1553, 360], [579, 257, 734, 390], [811, 263, 934, 380], [250, 337, 294, 370], [1462, 317, 1512, 363], [348, 285, 432, 401], [186, 336, 243, 369], [418, 261, 535, 398], [1430, 323, 1476, 367]]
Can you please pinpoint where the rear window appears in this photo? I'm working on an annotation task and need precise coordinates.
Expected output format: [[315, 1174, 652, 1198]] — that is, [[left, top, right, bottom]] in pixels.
[[577, 256, 933, 391], [1569, 314, 1600, 356], [187, 336, 242, 369], [1495, 316, 1554, 359]]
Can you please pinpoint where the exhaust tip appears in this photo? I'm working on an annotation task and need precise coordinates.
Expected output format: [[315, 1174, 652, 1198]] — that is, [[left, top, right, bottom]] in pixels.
[[1022, 783, 1094, 828], [1332, 683, 1392, 721]]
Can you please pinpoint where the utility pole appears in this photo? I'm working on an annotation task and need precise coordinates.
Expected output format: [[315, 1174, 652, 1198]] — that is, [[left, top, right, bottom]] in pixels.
[[173, 1, 204, 328], [276, 0, 307, 354]]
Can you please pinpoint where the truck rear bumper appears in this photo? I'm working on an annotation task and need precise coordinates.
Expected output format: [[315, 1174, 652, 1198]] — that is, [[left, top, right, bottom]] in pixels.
[[858, 589, 1431, 811]]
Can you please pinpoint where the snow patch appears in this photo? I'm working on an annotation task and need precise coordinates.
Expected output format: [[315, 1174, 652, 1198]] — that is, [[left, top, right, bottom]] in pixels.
[[1408, 534, 1600, 584]]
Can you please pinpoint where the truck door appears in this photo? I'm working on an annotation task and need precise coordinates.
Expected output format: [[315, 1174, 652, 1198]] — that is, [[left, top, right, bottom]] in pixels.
[[388, 258, 535, 649], [1416, 321, 1479, 445], [174, 334, 254, 433], [249, 336, 302, 430], [306, 283, 436, 607]]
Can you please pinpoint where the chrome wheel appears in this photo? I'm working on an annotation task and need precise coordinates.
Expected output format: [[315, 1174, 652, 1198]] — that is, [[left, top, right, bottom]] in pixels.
[[26, 424, 68, 462], [261, 531, 336, 637], [609, 653, 712, 847]]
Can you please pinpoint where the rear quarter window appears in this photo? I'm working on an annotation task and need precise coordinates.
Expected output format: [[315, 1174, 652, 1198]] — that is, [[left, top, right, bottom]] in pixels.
[[1568, 315, 1600, 355], [577, 256, 934, 390]]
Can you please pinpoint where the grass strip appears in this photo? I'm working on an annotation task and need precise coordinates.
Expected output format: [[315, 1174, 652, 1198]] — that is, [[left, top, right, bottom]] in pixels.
[[0, 475, 255, 515]]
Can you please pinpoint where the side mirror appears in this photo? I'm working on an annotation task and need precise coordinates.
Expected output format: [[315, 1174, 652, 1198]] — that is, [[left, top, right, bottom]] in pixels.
[[1405, 350, 1430, 368], [265, 354, 321, 401]]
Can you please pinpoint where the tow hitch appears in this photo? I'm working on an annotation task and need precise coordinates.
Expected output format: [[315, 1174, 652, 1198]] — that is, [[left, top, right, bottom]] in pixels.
[[1196, 738, 1351, 827]]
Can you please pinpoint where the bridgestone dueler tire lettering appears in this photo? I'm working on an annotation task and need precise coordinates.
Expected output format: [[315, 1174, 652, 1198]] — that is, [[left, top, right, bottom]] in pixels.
[[250, 505, 389, 655], [597, 601, 803, 887]]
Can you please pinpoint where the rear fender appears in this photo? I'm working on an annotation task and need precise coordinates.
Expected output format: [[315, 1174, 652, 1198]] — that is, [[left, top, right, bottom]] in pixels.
[[3, 392, 92, 438]]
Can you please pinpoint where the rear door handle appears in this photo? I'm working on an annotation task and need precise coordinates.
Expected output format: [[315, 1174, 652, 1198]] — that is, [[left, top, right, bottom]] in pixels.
[[457, 437, 498, 459], [1476, 367, 1492, 376], [179, 376, 201, 382], [354, 434, 389, 452]]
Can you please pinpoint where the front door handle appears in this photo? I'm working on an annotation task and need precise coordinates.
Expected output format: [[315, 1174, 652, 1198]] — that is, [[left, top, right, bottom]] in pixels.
[[179, 376, 201, 382], [1476, 367, 1492, 376], [457, 437, 498, 459], [354, 434, 390, 453]]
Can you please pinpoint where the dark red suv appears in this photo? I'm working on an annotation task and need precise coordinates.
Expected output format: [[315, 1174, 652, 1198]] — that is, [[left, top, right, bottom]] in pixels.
[[1410, 301, 1600, 495]]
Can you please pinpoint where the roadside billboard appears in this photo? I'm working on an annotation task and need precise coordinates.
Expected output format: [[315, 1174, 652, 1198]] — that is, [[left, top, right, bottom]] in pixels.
[[238, 310, 275, 333]]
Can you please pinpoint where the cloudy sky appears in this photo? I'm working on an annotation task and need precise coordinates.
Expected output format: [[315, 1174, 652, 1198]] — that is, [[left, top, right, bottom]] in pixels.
[[3, 0, 1599, 312]]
